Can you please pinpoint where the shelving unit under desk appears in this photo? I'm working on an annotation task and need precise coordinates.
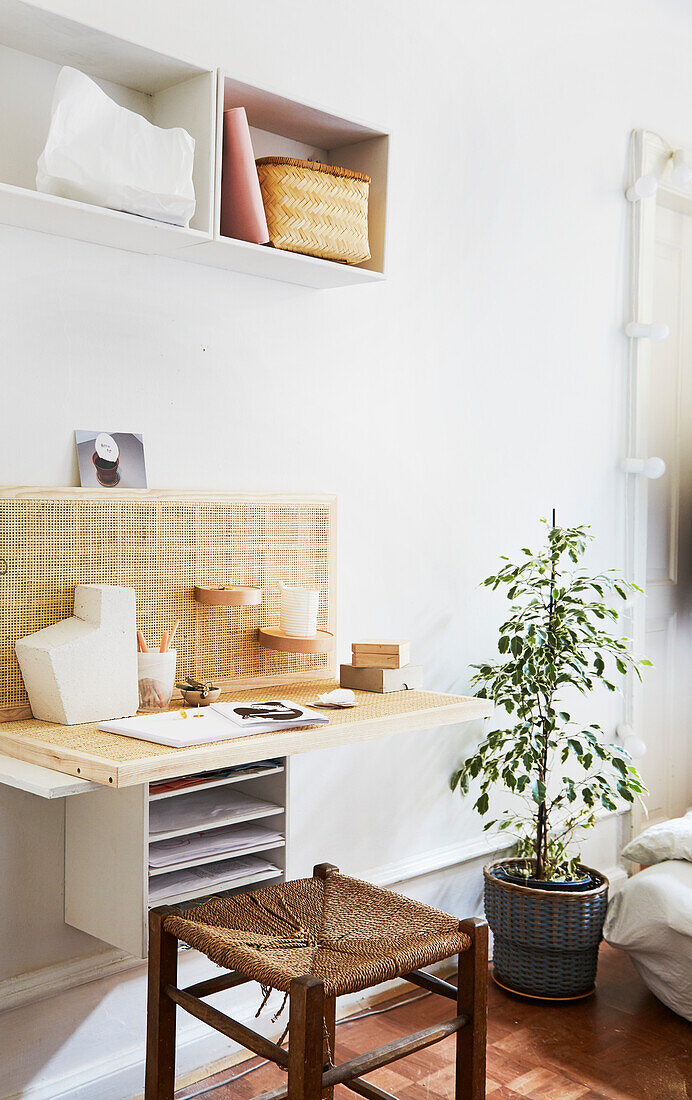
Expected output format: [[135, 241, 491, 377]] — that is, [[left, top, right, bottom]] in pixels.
[[63, 760, 288, 957]]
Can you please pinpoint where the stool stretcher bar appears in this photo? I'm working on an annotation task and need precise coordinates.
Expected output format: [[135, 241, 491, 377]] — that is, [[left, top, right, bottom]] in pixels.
[[165, 985, 290, 1068], [182, 970, 251, 998], [253, 1015, 469, 1100], [344, 1078, 399, 1100], [403, 968, 458, 1000]]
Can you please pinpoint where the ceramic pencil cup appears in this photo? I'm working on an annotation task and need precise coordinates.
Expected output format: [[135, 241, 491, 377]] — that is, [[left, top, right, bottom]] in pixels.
[[279, 581, 319, 637], [137, 650, 177, 711]]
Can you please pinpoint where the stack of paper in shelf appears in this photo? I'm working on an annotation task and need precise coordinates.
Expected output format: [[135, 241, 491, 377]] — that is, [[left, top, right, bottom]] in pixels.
[[340, 640, 423, 693], [149, 760, 281, 797], [149, 854, 280, 904], [149, 788, 281, 839], [149, 821, 284, 869]]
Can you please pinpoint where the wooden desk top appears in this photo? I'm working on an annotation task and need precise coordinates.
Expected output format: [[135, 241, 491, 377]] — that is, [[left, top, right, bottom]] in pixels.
[[0, 681, 492, 788]]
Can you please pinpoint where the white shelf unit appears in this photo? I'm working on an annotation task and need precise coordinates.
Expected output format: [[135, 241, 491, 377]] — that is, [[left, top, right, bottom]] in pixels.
[[0, 1, 389, 288], [65, 761, 287, 957], [180, 72, 389, 288], [0, 1, 215, 254]]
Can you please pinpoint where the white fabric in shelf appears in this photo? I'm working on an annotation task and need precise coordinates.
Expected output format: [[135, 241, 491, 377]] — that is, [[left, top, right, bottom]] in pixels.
[[37, 67, 196, 227]]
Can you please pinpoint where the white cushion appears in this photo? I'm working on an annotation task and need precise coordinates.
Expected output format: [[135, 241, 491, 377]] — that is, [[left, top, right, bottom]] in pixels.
[[621, 810, 692, 865]]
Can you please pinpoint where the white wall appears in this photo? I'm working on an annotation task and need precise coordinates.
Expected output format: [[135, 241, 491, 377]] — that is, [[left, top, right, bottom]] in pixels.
[[1, 0, 691, 1095]]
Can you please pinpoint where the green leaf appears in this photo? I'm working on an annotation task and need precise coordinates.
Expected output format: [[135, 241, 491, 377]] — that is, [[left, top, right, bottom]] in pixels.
[[531, 779, 546, 805], [475, 792, 489, 815]]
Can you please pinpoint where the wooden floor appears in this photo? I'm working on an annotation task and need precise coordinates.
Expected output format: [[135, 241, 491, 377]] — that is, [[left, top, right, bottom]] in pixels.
[[178, 946, 690, 1100]]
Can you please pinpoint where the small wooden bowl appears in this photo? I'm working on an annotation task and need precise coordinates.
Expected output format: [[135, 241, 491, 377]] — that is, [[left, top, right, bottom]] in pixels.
[[180, 687, 222, 707]]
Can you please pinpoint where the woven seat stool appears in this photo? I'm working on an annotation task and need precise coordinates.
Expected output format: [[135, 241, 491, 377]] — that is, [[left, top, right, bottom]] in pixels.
[[145, 863, 488, 1100]]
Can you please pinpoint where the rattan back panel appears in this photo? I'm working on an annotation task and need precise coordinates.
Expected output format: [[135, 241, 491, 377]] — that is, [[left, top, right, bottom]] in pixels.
[[0, 490, 336, 720]]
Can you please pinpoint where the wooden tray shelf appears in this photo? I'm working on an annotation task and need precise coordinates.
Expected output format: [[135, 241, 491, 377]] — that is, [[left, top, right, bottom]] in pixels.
[[258, 627, 334, 654], [194, 585, 262, 606]]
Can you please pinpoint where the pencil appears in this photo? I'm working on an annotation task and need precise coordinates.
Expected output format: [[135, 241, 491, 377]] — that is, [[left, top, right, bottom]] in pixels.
[[160, 631, 169, 653], [137, 629, 148, 653], [168, 620, 180, 650]]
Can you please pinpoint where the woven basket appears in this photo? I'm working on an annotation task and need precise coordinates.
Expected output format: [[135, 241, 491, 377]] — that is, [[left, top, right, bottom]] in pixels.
[[255, 157, 370, 265], [484, 859, 609, 1000]]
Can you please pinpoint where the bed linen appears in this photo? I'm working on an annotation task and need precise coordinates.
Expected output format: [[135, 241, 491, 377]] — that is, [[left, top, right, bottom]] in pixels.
[[604, 860, 692, 1020]]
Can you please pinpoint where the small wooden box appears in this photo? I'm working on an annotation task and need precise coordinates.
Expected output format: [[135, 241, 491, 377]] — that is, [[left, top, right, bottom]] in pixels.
[[351, 640, 410, 669], [340, 663, 422, 693]]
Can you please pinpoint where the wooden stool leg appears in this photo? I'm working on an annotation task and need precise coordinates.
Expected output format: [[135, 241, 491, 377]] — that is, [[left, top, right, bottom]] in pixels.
[[288, 976, 326, 1100], [456, 917, 488, 1100], [314, 863, 338, 1096], [322, 993, 336, 1100], [145, 909, 178, 1100]]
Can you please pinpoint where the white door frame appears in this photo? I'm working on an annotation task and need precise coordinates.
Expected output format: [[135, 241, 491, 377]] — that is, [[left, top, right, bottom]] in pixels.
[[625, 129, 692, 829]]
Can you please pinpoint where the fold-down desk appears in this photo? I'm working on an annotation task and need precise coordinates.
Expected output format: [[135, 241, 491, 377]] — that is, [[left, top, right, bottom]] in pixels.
[[0, 681, 492, 956], [0, 681, 492, 787]]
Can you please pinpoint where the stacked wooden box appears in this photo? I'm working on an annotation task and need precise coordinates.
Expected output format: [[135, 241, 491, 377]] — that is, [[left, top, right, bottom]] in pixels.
[[340, 640, 422, 693]]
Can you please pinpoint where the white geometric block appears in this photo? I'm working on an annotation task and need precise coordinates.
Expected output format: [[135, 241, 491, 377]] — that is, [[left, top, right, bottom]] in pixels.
[[15, 585, 139, 725]]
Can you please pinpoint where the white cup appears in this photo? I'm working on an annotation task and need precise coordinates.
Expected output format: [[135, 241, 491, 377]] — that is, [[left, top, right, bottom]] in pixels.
[[137, 650, 177, 711], [279, 582, 319, 637]]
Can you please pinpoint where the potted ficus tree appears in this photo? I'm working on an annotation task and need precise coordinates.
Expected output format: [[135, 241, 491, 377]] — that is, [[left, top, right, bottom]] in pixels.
[[452, 516, 648, 1000]]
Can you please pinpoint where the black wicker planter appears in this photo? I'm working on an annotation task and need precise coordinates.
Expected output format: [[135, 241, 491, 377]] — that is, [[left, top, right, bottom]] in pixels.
[[484, 859, 609, 1000]]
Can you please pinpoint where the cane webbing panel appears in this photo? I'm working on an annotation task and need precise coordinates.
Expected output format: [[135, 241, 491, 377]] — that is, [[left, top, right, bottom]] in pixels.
[[0, 490, 335, 718], [164, 872, 471, 997]]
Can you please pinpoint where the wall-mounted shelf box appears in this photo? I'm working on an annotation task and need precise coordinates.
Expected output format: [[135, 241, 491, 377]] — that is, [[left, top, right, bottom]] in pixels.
[[179, 72, 389, 288], [0, 1, 389, 289], [0, 1, 215, 252]]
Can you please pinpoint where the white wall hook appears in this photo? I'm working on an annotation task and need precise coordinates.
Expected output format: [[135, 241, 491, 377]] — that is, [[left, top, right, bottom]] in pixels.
[[625, 321, 670, 342], [616, 722, 647, 759], [621, 456, 666, 479], [626, 174, 658, 202], [671, 149, 692, 187]]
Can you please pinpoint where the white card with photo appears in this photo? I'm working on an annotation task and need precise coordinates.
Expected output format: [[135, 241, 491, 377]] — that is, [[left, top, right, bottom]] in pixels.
[[75, 429, 147, 488]]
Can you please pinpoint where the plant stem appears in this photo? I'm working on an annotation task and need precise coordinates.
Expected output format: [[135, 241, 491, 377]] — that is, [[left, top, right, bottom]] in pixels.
[[535, 509, 557, 878]]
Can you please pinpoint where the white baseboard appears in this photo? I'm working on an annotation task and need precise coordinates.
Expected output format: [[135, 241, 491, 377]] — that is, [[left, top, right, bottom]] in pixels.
[[8, 989, 259, 1100], [364, 833, 513, 887], [0, 947, 142, 1014], [0, 828, 629, 1024]]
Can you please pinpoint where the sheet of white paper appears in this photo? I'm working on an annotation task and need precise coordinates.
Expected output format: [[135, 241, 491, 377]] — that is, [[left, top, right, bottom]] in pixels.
[[100, 699, 328, 746], [149, 821, 285, 868], [149, 855, 279, 902], [149, 788, 280, 839], [99, 708, 264, 748]]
